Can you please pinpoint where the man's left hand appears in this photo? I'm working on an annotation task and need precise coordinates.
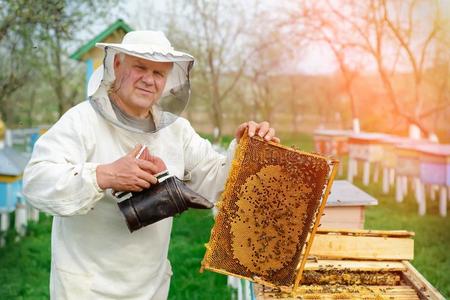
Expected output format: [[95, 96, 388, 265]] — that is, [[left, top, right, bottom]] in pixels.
[[235, 121, 280, 144]]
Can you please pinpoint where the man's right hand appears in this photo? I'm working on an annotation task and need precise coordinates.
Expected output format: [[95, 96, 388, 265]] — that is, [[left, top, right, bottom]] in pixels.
[[96, 145, 159, 192]]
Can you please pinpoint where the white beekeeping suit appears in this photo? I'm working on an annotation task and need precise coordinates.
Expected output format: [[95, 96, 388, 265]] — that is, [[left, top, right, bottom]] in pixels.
[[23, 30, 236, 300]]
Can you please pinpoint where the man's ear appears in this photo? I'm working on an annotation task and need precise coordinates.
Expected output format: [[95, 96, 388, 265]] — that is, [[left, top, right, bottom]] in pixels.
[[113, 55, 121, 71]]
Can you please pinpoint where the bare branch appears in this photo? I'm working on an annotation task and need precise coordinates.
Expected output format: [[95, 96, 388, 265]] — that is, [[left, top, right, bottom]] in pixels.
[[419, 99, 450, 119], [381, 0, 419, 81]]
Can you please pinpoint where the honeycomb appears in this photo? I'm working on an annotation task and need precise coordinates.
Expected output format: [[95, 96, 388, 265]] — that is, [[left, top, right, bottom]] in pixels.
[[256, 283, 420, 299], [301, 270, 401, 286], [201, 133, 334, 289]]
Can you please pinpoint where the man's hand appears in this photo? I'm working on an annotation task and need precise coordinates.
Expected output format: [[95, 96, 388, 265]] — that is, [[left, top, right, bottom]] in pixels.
[[138, 147, 167, 173], [96, 145, 159, 192], [235, 121, 280, 144]]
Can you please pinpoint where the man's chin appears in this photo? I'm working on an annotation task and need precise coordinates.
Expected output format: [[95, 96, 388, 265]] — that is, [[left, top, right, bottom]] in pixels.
[[133, 98, 156, 110]]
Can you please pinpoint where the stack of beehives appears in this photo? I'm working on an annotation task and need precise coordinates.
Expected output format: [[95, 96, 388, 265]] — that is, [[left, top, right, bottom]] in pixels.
[[255, 229, 444, 299]]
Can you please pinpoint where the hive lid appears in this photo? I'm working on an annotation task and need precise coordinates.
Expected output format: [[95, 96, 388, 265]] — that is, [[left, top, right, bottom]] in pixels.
[[201, 133, 338, 291]]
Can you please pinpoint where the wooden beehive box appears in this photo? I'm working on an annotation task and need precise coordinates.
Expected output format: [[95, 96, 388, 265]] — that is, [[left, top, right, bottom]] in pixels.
[[320, 180, 378, 229], [347, 133, 385, 163], [313, 129, 352, 156], [254, 229, 445, 299]]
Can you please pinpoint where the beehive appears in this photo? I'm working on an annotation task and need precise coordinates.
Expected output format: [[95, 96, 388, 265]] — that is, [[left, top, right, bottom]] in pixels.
[[254, 229, 446, 299], [201, 133, 338, 290]]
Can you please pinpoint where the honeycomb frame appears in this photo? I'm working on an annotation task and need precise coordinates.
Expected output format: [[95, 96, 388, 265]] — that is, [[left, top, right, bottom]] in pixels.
[[201, 133, 338, 291]]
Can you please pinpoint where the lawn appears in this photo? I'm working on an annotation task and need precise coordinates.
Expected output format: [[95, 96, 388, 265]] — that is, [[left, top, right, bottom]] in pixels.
[[362, 179, 450, 297], [0, 132, 448, 299], [0, 217, 52, 299]]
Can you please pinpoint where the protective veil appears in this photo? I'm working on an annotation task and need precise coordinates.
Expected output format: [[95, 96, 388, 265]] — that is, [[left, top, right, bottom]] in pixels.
[[88, 31, 194, 133]]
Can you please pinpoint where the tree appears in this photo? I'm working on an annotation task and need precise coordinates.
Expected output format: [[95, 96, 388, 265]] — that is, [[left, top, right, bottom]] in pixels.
[[380, 0, 449, 137], [245, 9, 292, 124], [286, 0, 450, 137], [135, 0, 283, 140], [0, 0, 55, 124], [37, 0, 119, 118], [0, 0, 119, 127], [296, 2, 363, 130]]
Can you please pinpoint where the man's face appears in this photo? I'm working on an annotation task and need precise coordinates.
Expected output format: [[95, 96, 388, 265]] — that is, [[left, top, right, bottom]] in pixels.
[[112, 54, 173, 118]]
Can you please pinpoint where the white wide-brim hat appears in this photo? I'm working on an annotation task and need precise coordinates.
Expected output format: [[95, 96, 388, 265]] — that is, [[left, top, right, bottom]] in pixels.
[[88, 30, 195, 133]]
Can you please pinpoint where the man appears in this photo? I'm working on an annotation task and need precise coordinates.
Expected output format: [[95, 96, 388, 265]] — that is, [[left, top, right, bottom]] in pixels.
[[23, 31, 279, 299]]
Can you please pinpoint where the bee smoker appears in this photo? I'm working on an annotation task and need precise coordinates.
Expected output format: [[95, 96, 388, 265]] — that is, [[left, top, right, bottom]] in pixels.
[[117, 171, 214, 232]]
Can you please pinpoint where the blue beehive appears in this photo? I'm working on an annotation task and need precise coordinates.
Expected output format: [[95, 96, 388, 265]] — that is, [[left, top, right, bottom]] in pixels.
[[0, 147, 30, 213]]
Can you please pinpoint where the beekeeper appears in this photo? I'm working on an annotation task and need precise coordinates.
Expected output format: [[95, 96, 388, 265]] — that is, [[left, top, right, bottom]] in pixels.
[[23, 30, 279, 299]]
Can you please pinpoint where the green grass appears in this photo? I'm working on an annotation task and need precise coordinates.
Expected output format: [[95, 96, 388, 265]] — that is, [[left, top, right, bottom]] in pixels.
[[0, 217, 52, 300], [0, 132, 448, 299], [277, 131, 315, 152], [168, 210, 233, 300], [360, 178, 450, 297]]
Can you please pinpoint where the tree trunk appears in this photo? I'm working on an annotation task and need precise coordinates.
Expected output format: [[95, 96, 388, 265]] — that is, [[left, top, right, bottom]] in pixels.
[[211, 81, 223, 142], [55, 33, 65, 118]]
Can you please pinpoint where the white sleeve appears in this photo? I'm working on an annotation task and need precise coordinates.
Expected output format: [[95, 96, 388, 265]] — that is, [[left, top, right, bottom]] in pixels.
[[182, 120, 237, 203], [22, 108, 105, 216]]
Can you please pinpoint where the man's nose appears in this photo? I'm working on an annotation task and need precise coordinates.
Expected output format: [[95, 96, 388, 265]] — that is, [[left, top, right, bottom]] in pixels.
[[141, 72, 155, 85]]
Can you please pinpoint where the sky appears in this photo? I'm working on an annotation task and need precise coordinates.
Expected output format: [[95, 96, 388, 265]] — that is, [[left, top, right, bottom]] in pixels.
[[91, 0, 450, 75], [107, 0, 338, 74]]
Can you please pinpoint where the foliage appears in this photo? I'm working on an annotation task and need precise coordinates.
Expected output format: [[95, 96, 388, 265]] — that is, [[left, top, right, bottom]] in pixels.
[[34, 0, 118, 117], [0, 0, 119, 127], [0, 0, 53, 124]]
